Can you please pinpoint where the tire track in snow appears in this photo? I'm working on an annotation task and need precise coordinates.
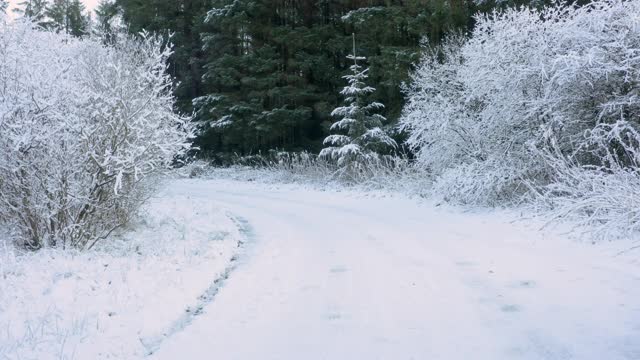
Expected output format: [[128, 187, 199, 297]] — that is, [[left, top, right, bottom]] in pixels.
[[150, 179, 640, 360], [140, 214, 254, 356]]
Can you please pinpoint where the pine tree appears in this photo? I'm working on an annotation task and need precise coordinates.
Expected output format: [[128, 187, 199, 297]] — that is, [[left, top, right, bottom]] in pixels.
[[320, 34, 396, 169], [0, 0, 8, 14], [46, 0, 89, 37], [116, 0, 477, 157], [117, 0, 210, 112], [13, 0, 49, 24], [94, 0, 121, 43]]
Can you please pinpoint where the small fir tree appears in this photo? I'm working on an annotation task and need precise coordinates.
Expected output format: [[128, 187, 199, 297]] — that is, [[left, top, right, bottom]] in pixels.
[[320, 34, 396, 170]]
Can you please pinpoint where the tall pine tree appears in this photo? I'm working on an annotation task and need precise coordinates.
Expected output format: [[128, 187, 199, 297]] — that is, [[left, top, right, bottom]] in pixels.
[[46, 0, 89, 37], [117, 0, 210, 112], [13, 0, 49, 26], [94, 0, 121, 43]]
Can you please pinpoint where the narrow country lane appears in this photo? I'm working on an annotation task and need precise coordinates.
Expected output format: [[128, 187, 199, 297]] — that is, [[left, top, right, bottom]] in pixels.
[[152, 179, 640, 360]]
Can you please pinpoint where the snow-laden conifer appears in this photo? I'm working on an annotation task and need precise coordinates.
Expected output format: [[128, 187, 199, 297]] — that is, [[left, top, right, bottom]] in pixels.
[[321, 34, 396, 174]]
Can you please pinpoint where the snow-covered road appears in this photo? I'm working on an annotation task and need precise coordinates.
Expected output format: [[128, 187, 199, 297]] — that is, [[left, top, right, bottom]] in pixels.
[[153, 179, 640, 360]]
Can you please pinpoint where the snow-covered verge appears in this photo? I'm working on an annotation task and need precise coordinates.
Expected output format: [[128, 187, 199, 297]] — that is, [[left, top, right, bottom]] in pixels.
[[188, 160, 640, 248], [185, 158, 431, 198], [0, 180, 245, 360]]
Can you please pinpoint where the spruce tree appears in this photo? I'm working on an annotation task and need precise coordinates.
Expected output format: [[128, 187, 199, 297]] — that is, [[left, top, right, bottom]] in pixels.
[[94, 0, 121, 43], [13, 0, 49, 25], [116, 0, 477, 156], [46, 0, 89, 37], [320, 34, 396, 169], [0, 0, 7, 14], [116, 0, 210, 112]]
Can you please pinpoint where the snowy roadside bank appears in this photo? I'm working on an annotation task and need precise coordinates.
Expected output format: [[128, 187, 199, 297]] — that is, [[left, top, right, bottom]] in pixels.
[[0, 179, 247, 360]]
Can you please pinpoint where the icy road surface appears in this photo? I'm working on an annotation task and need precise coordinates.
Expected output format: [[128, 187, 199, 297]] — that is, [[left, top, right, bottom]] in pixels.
[[153, 179, 640, 360]]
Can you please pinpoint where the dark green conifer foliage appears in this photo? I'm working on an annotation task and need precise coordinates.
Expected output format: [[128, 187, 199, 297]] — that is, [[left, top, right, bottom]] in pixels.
[[46, 0, 90, 37], [94, 0, 120, 43], [120, 0, 567, 156], [116, 0, 210, 113], [13, 0, 49, 26], [191, 0, 472, 155]]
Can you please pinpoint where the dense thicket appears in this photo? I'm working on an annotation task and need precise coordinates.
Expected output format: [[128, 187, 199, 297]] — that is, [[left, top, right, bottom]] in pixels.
[[401, 0, 640, 236], [8, 1, 599, 157], [0, 20, 193, 249], [116, 0, 210, 112]]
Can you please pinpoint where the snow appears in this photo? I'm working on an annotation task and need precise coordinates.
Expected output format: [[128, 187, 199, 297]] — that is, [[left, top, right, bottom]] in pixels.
[[148, 178, 640, 360], [2, 175, 639, 359], [0, 180, 245, 359]]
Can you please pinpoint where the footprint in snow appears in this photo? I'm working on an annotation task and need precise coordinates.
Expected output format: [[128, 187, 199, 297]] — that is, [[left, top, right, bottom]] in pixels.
[[455, 261, 475, 267], [501, 304, 522, 313], [509, 280, 536, 289], [329, 266, 348, 274]]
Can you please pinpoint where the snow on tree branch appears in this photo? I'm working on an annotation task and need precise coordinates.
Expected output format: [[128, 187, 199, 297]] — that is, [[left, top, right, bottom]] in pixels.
[[321, 35, 396, 176], [0, 19, 194, 250], [400, 0, 640, 236]]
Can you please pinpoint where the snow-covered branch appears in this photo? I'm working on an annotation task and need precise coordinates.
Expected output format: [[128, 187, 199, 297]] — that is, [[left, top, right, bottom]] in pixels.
[[0, 20, 194, 250]]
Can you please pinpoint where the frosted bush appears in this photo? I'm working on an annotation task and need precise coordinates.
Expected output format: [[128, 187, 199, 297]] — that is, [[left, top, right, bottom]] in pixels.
[[0, 20, 194, 250], [401, 0, 640, 236]]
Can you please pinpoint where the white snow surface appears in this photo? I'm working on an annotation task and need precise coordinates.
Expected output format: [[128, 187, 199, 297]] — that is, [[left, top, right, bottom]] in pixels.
[[148, 178, 640, 360], [2, 177, 639, 360], [0, 181, 244, 360]]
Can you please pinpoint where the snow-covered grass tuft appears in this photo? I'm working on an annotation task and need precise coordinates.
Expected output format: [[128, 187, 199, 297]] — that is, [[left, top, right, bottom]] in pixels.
[[187, 152, 431, 197], [0, 181, 243, 360], [535, 159, 640, 241], [428, 160, 535, 208]]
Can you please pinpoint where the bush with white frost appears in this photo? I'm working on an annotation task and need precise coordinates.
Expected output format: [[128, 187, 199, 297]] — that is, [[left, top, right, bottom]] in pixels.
[[401, 0, 640, 236], [0, 20, 194, 250]]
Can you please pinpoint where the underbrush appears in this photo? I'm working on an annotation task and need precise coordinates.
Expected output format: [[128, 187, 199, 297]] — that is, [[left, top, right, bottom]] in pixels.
[[187, 151, 432, 196]]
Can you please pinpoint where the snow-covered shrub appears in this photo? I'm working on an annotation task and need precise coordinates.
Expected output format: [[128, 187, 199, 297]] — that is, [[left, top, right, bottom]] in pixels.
[[401, 0, 640, 213], [0, 20, 193, 250], [400, 35, 475, 177]]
